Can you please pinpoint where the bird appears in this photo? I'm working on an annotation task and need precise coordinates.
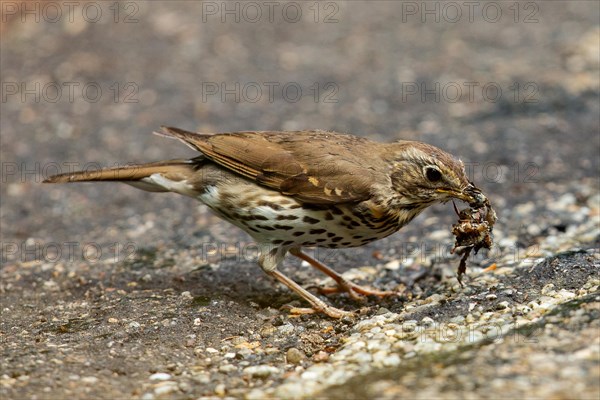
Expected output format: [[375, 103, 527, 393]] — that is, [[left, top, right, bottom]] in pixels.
[[44, 127, 488, 318]]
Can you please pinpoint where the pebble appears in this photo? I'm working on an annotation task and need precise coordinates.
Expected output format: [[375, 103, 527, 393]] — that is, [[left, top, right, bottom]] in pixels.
[[286, 348, 305, 364], [191, 373, 210, 384], [214, 383, 226, 396], [277, 323, 295, 335], [300, 370, 320, 381], [153, 381, 178, 395], [260, 324, 277, 337], [243, 365, 280, 379], [312, 351, 330, 362], [384, 260, 400, 270], [350, 351, 372, 364], [219, 364, 237, 373], [149, 373, 172, 381], [556, 289, 576, 299], [542, 284, 556, 295], [381, 354, 401, 367]]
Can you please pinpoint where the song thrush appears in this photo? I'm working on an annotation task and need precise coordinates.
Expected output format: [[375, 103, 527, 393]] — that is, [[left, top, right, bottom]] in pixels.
[[44, 127, 488, 318]]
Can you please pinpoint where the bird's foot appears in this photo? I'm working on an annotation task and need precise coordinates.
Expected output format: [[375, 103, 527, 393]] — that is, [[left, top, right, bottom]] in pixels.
[[317, 281, 395, 301], [282, 304, 353, 319], [290, 248, 395, 301]]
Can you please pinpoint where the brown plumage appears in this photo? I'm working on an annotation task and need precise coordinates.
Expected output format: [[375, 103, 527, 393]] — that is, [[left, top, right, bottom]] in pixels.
[[44, 127, 489, 318]]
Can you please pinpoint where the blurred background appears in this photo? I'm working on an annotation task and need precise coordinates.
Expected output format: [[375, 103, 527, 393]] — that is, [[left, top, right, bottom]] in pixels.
[[2, 1, 598, 239], [2, 1, 598, 244], [1, 1, 598, 398], [2, 1, 598, 269]]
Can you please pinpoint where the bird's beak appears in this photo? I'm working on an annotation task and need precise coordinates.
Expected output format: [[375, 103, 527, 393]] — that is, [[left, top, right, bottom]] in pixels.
[[437, 183, 487, 207]]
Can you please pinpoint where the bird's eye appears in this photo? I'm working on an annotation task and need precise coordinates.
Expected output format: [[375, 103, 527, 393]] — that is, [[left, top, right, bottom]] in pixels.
[[424, 166, 442, 182]]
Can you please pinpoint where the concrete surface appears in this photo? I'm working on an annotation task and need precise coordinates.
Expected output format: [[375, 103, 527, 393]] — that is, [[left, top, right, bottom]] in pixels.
[[1, 1, 599, 399]]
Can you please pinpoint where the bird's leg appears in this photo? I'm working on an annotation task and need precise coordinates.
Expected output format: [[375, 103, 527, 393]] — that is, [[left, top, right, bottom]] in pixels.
[[259, 245, 351, 318], [266, 270, 351, 318], [289, 248, 394, 300]]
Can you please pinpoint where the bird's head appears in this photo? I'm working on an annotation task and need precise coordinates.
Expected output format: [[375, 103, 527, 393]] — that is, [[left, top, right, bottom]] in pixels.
[[386, 141, 486, 208]]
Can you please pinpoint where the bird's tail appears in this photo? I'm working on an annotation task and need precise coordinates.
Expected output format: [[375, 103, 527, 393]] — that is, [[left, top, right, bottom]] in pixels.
[[43, 159, 202, 193]]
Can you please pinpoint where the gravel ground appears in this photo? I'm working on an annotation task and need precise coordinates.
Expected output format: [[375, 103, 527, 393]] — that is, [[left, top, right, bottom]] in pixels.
[[1, 1, 599, 399]]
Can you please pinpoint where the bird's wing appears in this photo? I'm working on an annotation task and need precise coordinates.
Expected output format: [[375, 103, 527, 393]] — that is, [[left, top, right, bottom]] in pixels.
[[156, 127, 384, 204]]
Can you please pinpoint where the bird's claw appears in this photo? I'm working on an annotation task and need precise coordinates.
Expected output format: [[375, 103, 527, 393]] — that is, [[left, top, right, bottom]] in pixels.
[[317, 281, 396, 301], [281, 304, 353, 319]]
